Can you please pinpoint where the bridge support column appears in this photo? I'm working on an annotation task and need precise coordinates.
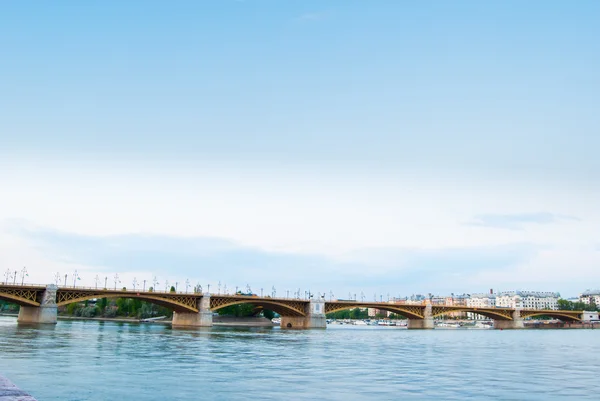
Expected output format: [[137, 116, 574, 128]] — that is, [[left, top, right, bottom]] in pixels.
[[494, 309, 524, 329], [281, 297, 326, 329], [172, 295, 213, 328], [407, 304, 434, 329], [17, 285, 58, 324]]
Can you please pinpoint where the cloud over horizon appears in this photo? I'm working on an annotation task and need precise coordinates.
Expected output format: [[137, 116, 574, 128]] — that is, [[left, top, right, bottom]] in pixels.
[[2, 219, 585, 297], [467, 213, 580, 230]]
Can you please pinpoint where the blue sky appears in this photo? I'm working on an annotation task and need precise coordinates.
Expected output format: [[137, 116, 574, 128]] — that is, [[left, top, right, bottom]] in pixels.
[[1, 1, 599, 297]]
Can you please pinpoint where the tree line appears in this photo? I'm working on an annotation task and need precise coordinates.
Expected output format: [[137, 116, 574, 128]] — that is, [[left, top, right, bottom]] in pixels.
[[557, 299, 598, 312]]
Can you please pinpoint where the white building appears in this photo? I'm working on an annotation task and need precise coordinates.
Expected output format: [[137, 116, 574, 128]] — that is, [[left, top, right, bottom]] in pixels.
[[496, 291, 560, 310], [466, 293, 496, 320], [582, 311, 599, 322], [579, 290, 600, 306]]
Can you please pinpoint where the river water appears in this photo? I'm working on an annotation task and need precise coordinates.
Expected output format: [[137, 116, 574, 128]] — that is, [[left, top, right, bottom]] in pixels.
[[1, 316, 598, 400]]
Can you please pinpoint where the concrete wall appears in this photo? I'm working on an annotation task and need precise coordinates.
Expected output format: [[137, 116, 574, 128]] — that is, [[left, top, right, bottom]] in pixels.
[[407, 304, 433, 329], [280, 298, 327, 329], [17, 306, 58, 324], [493, 310, 524, 329], [171, 295, 213, 328]]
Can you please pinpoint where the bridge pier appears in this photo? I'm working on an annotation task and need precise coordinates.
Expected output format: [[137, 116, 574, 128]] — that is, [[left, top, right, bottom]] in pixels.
[[172, 295, 213, 328], [281, 297, 326, 329], [494, 309, 524, 329], [407, 304, 434, 329], [17, 285, 57, 324]]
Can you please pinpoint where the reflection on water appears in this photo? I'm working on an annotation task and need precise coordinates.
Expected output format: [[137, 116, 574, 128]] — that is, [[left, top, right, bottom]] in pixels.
[[1, 316, 599, 400]]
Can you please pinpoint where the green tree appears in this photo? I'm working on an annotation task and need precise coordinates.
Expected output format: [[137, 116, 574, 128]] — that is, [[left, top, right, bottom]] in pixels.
[[217, 303, 256, 317]]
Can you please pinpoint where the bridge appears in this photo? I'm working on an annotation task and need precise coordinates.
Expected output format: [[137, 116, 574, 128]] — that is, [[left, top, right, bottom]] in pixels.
[[0, 284, 585, 329]]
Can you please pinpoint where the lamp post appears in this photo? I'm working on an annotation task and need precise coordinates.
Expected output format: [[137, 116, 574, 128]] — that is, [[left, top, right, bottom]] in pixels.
[[261, 288, 264, 297], [286, 290, 290, 298], [54, 272, 61, 286], [104, 276, 108, 289], [132, 278, 138, 291], [165, 280, 169, 293], [143, 280, 147, 292], [153, 276, 158, 292], [175, 282, 178, 293], [185, 279, 190, 294], [114, 273, 120, 291], [13, 270, 17, 285], [72, 270, 79, 288], [4, 269, 12, 285], [64, 274, 67, 288], [94, 275, 100, 289], [207, 284, 210, 294], [218, 281, 221, 295], [20, 267, 28, 285]]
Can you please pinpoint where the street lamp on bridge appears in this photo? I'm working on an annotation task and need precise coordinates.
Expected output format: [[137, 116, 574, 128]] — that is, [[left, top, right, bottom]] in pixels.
[[4, 269, 12, 285], [54, 272, 61, 286], [72, 270, 79, 288], [132, 278, 138, 291], [94, 275, 100, 289], [20, 267, 28, 286], [114, 273, 120, 290], [185, 279, 190, 293]]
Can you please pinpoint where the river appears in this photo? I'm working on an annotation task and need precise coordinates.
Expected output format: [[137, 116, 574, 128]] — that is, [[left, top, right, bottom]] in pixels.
[[0, 316, 598, 400]]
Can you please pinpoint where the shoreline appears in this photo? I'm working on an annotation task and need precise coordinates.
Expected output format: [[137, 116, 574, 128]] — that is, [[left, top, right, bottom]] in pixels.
[[0, 374, 37, 401], [0, 313, 276, 327]]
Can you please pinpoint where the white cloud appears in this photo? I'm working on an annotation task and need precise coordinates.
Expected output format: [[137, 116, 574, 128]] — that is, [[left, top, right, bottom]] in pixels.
[[1, 162, 598, 297]]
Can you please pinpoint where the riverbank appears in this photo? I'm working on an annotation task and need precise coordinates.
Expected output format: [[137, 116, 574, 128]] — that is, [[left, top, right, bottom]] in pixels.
[[0, 313, 276, 327], [0, 375, 37, 400]]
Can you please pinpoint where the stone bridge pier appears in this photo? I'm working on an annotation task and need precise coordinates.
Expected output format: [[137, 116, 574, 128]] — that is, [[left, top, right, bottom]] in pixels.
[[171, 295, 213, 328], [17, 285, 58, 324], [281, 297, 326, 329], [407, 304, 434, 329], [493, 309, 525, 329]]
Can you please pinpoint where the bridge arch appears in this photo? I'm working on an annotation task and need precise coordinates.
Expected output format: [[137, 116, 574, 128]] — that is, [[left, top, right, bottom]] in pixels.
[[324, 303, 424, 320], [0, 287, 43, 307], [210, 298, 306, 317], [431, 308, 513, 321], [55, 291, 199, 313], [520, 311, 581, 322]]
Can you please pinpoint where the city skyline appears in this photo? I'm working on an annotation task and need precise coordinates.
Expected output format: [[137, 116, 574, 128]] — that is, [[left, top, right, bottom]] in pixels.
[[1, 1, 599, 298]]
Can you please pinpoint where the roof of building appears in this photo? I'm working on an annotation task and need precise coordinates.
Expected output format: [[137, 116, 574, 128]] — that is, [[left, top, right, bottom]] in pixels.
[[498, 291, 560, 298]]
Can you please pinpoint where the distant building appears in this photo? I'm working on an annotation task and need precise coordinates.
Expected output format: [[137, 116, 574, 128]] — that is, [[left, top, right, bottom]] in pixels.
[[368, 308, 388, 317], [466, 293, 497, 320], [496, 291, 560, 310], [405, 294, 426, 305], [579, 290, 600, 306]]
